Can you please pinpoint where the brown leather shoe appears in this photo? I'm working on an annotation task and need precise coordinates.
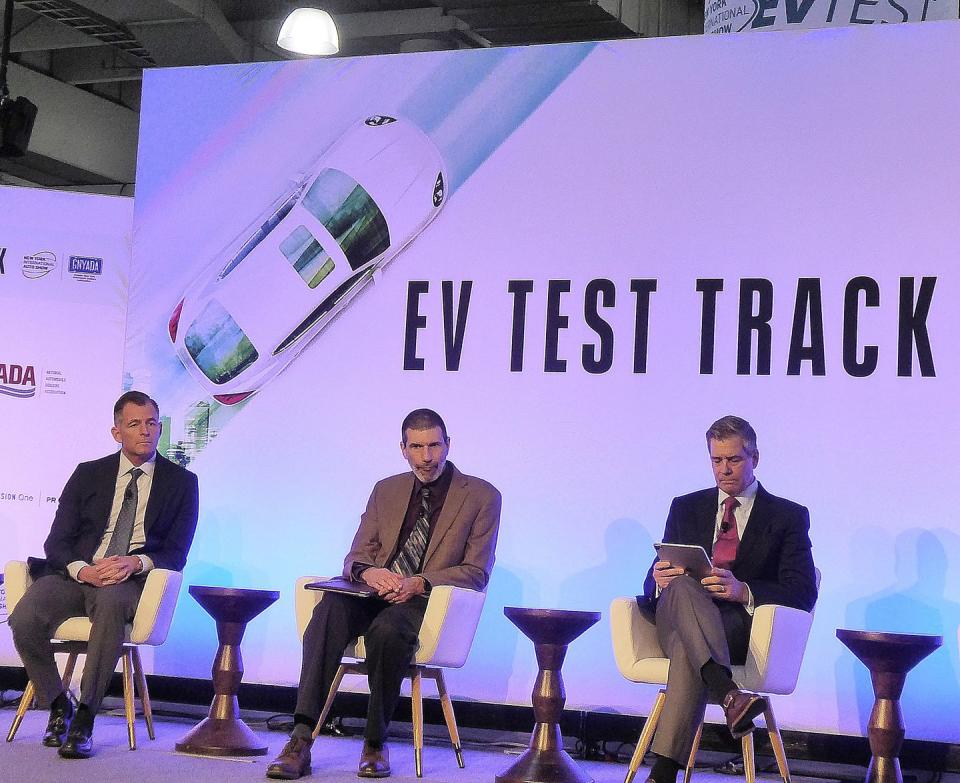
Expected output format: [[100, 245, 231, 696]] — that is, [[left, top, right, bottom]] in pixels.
[[722, 689, 767, 739], [357, 741, 390, 778], [266, 735, 313, 780]]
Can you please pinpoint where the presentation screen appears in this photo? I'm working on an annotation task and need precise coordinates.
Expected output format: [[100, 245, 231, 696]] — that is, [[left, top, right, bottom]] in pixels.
[[124, 23, 960, 742]]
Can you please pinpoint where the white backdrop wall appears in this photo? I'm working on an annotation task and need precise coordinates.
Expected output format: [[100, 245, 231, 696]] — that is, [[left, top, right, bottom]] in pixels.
[[4, 21, 958, 746], [0, 186, 132, 651]]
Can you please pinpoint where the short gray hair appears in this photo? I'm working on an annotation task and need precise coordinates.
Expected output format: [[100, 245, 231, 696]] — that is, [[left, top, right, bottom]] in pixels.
[[705, 415, 757, 457]]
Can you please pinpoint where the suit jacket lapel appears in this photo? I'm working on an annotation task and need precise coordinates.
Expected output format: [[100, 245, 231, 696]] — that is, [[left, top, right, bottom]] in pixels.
[[735, 482, 770, 568], [381, 472, 416, 564], [93, 453, 122, 537], [143, 454, 168, 533], [424, 466, 467, 564], [695, 489, 717, 555]]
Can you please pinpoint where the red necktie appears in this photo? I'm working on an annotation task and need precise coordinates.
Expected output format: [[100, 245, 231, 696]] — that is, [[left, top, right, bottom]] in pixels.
[[713, 496, 740, 570]]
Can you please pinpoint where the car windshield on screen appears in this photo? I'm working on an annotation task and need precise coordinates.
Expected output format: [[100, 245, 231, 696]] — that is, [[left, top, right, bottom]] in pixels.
[[185, 299, 259, 384], [302, 168, 390, 271], [280, 225, 336, 289]]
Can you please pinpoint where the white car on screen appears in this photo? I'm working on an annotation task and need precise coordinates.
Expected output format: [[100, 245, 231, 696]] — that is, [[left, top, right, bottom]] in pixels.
[[167, 115, 446, 405]]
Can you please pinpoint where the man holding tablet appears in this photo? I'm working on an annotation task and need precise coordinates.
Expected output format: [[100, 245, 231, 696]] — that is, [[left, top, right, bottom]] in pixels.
[[639, 415, 817, 783]]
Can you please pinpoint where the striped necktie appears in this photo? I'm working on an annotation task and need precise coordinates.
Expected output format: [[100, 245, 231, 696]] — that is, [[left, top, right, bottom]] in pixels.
[[712, 495, 740, 570], [105, 467, 144, 558], [391, 486, 432, 577]]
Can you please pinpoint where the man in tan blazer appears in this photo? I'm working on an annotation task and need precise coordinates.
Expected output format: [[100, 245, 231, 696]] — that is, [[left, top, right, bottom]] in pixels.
[[268, 409, 500, 780]]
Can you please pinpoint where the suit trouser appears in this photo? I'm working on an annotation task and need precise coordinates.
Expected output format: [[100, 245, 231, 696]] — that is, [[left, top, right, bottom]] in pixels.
[[296, 592, 428, 744], [650, 575, 751, 765], [9, 574, 145, 714]]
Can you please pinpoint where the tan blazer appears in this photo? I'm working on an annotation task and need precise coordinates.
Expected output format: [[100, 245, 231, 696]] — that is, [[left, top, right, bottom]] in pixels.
[[342, 464, 501, 591]]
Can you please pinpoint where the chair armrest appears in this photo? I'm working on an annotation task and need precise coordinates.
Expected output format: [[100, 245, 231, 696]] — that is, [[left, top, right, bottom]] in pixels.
[[295, 576, 330, 640], [3, 560, 32, 616], [740, 603, 814, 694], [415, 585, 485, 667], [610, 597, 669, 684], [130, 569, 183, 645]]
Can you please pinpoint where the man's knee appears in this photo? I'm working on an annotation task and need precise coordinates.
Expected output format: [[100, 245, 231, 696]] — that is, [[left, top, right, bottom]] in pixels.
[[364, 612, 419, 656], [90, 584, 140, 622]]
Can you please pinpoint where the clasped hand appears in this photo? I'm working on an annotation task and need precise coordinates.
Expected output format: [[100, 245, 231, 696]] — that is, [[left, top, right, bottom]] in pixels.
[[652, 560, 747, 603], [361, 567, 425, 604], [78, 556, 139, 587]]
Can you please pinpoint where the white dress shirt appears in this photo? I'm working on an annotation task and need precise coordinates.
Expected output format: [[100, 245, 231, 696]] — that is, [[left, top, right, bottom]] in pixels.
[[67, 453, 156, 581], [714, 478, 758, 613]]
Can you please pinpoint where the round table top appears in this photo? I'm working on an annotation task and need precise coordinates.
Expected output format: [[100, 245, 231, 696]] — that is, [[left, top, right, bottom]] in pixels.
[[188, 585, 280, 623], [504, 606, 601, 645], [836, 628, 943, 646], [836, 628, 942, 673]]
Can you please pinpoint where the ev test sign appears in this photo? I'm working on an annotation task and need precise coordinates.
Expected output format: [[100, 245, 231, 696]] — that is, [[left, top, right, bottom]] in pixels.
[[705, 0, 957, 33]]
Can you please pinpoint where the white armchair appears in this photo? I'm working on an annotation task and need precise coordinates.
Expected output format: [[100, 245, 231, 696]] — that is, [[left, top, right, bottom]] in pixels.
[[610, 576, 818, 783], [4, 559, 183, 750], [295, 576, 486, 777]]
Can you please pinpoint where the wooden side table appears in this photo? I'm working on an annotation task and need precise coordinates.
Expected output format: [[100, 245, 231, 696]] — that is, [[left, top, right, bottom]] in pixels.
[[836, 629, 942, 783], [176, 585, 279, 756], [496, 607, 601, 783]]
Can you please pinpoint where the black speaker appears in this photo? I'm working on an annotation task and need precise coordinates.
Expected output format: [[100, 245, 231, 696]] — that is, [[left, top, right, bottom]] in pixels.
[[0, 96, 38, 157]]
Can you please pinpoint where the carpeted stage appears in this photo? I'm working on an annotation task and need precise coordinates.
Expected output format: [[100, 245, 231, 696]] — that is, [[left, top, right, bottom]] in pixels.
[[3, 700, 951, 783]]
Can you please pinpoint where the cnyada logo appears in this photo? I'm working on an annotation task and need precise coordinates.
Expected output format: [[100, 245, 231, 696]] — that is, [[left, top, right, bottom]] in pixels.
[[69, 255, 103, 282], [0, 363, 37, 399]]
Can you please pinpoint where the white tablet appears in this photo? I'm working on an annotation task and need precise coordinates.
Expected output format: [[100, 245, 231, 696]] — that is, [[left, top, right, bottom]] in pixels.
[[654, 542, 713, 579]]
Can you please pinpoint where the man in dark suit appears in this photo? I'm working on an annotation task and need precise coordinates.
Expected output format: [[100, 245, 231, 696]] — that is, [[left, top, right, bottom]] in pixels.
[[639, 415, 817, 783], [267, 408, 500, 780], [9, 391, 199, 759]]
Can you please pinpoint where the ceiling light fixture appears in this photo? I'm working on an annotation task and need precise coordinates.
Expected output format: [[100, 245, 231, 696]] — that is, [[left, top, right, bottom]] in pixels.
[[277, 8, 339, 56]]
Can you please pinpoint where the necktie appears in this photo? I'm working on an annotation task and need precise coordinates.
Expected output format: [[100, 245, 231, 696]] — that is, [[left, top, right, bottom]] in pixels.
[[104, 468, 144, 558], [712, 495, 740, 570], [391, 486, 432, 577]]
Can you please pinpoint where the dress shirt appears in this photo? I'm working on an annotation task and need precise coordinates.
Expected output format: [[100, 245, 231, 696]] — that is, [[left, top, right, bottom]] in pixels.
[[352, 461, 455, 585], [67, 453, 156, 581], [714, 478, 759, 613]]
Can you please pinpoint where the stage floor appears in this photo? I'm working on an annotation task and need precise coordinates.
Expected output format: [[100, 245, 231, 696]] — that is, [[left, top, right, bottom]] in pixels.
[[0, 704, 948, 783]]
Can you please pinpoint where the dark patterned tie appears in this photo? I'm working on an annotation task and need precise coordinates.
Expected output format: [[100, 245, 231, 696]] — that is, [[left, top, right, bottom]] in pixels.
[[104, 468, 144, 558], [391, 486, 432, 577], [712, 495, 740, 570]]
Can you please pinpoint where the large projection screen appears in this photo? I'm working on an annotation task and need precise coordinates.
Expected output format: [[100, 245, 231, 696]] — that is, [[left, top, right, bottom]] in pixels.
[[125, 22, 959, 743]]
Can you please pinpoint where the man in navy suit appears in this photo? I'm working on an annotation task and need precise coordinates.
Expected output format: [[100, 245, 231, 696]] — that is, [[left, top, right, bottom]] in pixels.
[[640, 415, 817, 783], [9, 391, 199, 759]]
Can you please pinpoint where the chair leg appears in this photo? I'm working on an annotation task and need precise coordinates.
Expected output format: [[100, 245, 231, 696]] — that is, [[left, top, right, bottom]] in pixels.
[[61, 652, 79, 692], [131, 647, 155, 741], [312, 664, 349, 740], [682, 723, 703, 783], [433, 669, 464, 768], [741, 731, 755, 783], [763, 704, 791, 783], [121, 648, 137, 750], [411, 669, 424, 778], [625, 690, 666, 783], [6, 680, 36, 742]]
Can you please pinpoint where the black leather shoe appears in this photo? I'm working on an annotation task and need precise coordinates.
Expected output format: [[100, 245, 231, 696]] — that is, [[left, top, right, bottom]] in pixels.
[[58, 709, 93, 759], [42, 692, 76, 748], [722, 689, 767, 739], [266, 734, 313, 780], [357, 741, 390, 778]]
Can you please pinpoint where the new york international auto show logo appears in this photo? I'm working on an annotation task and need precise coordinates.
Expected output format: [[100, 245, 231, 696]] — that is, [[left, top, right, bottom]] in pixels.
[[0, 363, 38, 399], [21, 250, 57, 279]]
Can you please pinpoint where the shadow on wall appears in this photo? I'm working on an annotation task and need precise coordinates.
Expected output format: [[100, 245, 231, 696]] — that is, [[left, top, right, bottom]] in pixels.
[[557, 518, 654, 711], [836, 527, 960, 749]]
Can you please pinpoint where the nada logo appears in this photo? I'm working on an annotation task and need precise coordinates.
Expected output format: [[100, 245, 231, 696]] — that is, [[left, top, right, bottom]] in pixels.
[[0, 363, 37, 399], [22, 251, 57, 279], [69, 255, 103, 281]]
